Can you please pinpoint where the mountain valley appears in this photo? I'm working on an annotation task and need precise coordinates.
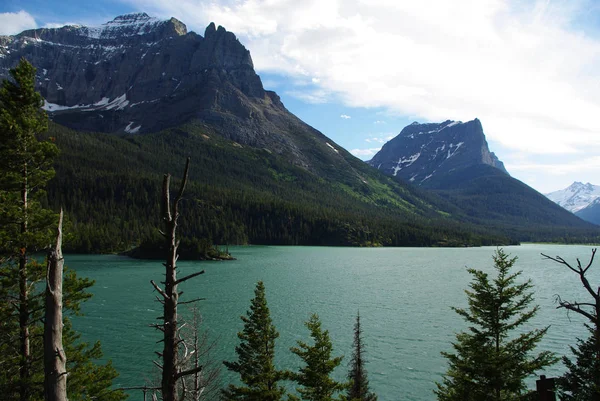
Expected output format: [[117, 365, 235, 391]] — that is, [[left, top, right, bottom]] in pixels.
[[1, 13, 598, 251]]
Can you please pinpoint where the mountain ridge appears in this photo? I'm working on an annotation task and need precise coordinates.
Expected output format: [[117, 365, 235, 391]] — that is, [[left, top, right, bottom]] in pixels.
[[367, 119, 595, 234], [545, 181, 600, 213], [368, 119, 507, 187]]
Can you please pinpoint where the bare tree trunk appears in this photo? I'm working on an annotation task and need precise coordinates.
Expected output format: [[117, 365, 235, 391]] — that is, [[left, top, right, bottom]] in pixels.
[[162, 180, 179, 401], [44, 210, 67, 401], [19, 160, 30, 401], [151, 158, 204, 401]]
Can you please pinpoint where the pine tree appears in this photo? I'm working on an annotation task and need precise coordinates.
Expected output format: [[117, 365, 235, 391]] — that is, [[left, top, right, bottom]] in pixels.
[[289, 314, 345, 401], [435, 248, 557, 401], [347, 312, 377, 401], [0, 58, 125, 401], [0, 56, 57, 401], [558, 326, 600, 400], [222, 281, 286, 401]]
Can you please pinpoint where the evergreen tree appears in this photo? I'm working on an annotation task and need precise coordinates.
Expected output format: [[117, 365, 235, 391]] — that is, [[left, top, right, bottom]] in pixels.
[[222, 281, 286, 401], [558, 326, 600, 401], [0, 56, 57, 401], [289, 314, 345, 401], [347, 312, 377, 401], [435, 248, 557, 401], [0, 58, 125, 401]]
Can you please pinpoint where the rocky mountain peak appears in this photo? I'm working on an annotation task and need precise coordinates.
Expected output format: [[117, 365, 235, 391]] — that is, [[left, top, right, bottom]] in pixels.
[[546, 181, 600, 213], [368, 118, 507, 187], [78, 12, 187, 40], [0, 15, 267, 135], [202, 22, 254, 69]]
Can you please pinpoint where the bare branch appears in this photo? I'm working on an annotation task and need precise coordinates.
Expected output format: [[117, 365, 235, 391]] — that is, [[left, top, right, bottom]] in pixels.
[[173, 157, 191, 218], [582, 248, 597, 274], [117, 386, 161, 391], [558, 301, 596, 323], [543, 249, 599, 301], [179, 298, 206, 305], [150, 280, 168, 300], [541, 253, 579, 275], [175, 270, 205, 286], [176, 365, 203, 380]]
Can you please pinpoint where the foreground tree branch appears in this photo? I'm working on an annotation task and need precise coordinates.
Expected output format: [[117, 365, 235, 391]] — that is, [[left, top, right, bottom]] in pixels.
[[543, 248, 600, 401]]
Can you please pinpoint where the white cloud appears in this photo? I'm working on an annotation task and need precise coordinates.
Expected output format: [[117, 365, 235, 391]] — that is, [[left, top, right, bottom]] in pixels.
[[128, 0, 600, 158], [340, 114, 351, 119], [350, 148, 382, 158], [366, 133, 395, 144], [374, 120, 386, 124], [285, 89, 329, 104], [0, 10, 37, 35]]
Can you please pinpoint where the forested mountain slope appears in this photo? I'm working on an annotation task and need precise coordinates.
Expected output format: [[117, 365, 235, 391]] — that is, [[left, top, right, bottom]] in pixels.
[[45, 122, 512, 252]]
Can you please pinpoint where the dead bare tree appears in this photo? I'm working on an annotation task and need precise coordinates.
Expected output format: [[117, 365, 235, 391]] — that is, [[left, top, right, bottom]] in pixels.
[[542, 248, 600, 400], [150, 158, 205, 401], [179, 306, 221, 401], [44, 209, 67, 401], [542, 249, 599, 331]]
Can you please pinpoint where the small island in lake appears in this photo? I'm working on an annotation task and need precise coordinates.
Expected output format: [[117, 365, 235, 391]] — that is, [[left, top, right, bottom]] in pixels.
[[124, 237, 235, 261]]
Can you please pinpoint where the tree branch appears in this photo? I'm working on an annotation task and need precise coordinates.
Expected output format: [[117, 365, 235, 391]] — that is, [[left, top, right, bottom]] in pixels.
[[150, 280, 168, 300], [176, 365, 203, 380], [174, 270, 205, 285], [178, 298, 206, 305]]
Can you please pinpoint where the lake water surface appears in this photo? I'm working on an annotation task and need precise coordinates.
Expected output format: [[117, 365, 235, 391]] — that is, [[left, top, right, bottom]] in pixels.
[[69, 244, 600, 400]]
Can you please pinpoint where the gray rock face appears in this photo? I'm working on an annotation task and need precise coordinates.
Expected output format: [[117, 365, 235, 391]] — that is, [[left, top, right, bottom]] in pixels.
[[368, 119, 508, 186], [0, 13, 264, 133], [0, 13, 356, 173]]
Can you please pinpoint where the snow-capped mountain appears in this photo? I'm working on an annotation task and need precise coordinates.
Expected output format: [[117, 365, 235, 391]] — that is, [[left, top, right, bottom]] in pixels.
[[545, 182, 600, 213], [368, 119, 507, 188]]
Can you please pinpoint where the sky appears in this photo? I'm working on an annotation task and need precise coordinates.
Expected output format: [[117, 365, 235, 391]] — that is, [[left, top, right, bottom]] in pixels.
[[1, 0, 600, 194]]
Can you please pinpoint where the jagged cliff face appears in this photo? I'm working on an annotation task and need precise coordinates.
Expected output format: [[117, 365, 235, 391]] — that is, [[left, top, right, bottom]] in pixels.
[[0, 13, 321, 164], [0, 13, 263, 131], [368, 119, 507, 187]]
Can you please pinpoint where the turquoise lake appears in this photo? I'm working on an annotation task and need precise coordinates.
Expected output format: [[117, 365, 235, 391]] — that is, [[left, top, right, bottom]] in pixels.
[[69, 244, 600, 400]]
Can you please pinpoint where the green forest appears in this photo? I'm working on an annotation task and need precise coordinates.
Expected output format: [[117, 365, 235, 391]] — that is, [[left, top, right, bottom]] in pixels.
[[40, 119, 600, 254]]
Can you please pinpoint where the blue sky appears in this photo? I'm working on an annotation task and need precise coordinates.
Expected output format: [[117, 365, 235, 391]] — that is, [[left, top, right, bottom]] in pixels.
[[2, 0, 600, 193]]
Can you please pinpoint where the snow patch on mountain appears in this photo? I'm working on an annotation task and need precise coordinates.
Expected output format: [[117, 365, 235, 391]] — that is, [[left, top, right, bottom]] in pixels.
[[392, 153, 420, 176], [43, 94, 129, 112], [545, 182, 600, 213], [326, 142, 339, 154], [125, 121, 141, 133], [447, 142, 464, 159]]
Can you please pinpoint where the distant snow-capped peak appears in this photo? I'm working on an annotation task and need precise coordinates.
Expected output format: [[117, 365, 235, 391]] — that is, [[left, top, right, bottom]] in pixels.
[[545, 182, 600, 213]]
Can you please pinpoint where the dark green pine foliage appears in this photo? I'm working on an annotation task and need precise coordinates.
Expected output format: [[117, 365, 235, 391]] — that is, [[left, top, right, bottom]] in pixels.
[[347, 312, 377, 401], [42, 122, 521, 254], [0, 58, 125, 401], [289, 314, 346, 401], [223, 281, 286, 401], [558, 326, 600, 400], [435, 249, 557, 401]]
